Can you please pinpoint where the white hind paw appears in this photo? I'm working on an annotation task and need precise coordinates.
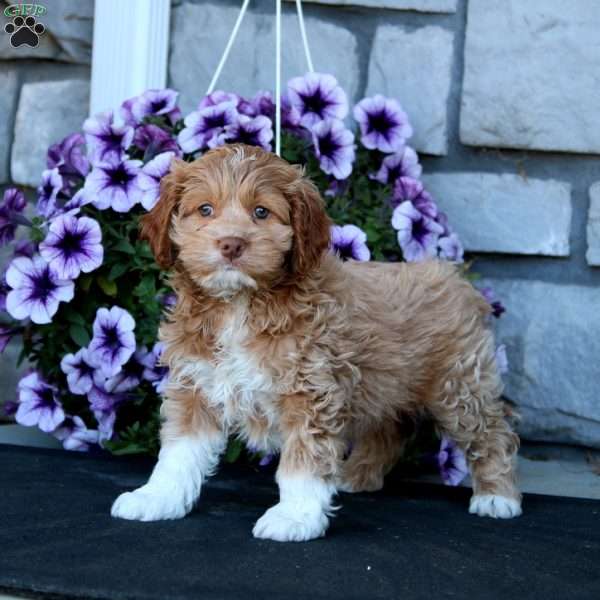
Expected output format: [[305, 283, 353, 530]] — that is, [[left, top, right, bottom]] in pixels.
[[469, 494, 522, 519]]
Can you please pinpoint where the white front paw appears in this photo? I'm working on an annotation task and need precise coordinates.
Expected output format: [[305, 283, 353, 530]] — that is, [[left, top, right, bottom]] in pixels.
[[111, 486, 191, 522], [469, 494, 522, 519], [252, 502, 329, 542]]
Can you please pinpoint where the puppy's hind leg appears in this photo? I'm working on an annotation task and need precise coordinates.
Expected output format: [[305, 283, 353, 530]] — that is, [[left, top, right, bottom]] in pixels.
[[337, 420, 410, 493], [430, 346, 522, 519], [111, 389, 226, 521]]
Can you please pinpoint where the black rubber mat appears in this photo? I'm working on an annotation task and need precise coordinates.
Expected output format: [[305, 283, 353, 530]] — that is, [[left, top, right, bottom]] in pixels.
[[1, 444, 599, 600]]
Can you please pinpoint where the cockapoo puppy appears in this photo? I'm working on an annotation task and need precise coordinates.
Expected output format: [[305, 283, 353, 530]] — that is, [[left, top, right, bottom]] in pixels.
[[111, 144, 521, 541]]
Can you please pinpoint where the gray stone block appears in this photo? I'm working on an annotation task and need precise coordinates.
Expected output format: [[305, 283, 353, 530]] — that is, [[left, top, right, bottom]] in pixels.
[[423, 172, 572, 256], [283, 0, 457, 12], [484, 278, 600, 448], [366, 25, 453, 156], [11, 79, 90, 188], [461, 0, 600, 154], [0, 0, 94, 64], [169, 2, 359, 116], [586, 183, 600, 267], [0, 67, 19, 184]]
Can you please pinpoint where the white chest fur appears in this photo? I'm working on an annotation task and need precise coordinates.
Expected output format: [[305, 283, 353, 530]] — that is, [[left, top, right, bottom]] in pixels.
[[170, 296, 280, 451]]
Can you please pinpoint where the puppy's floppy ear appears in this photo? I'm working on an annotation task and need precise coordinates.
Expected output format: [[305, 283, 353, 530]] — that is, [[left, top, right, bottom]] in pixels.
[[139, 159, 186, 269], [288, 173, 332, 278]]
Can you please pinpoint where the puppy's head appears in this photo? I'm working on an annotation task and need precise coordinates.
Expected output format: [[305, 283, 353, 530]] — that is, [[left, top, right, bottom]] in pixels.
[[140, 144, 331, 296]]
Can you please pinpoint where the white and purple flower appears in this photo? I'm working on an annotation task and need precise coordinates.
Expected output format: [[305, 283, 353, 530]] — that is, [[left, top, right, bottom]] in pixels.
[[0, 188, 27, 246], [15, 372, 65, 433], [104, 347, 148, 393], [138, 151, 175, 211], [436, 436, 468, 487], [330, 224, 371, 262], [140, 341, 168, 386], [479, 286, 506, 318], [39, 214, 103, 280], [238, 90, 275, 120], [391, 201, 444, 262], [36, 168, 63, 220], [60, 348, 97, 395], [83, 111, 134, 165], [133, 124, 181, 161], [177, 102, 238, 153], [53, 415, 99, 452], [224, 114, 274, 151], [47, 133, 90, 196], [372, 146, 422, 184], [287, 72, 348, 129], [198, 90, 240, 111], [5, 256, 75, 324], [438, 232, 464, 263], [87, 306, 136, 377], [354, 95, 412, 153], [82, 157, 144, 213], [312, 119, 355, 180], [130, 88, 181, 124], [392, 177, 437, 217]]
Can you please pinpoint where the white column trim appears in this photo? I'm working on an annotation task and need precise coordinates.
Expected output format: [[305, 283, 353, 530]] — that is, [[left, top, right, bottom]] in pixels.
[[89, 0, 171, 117]]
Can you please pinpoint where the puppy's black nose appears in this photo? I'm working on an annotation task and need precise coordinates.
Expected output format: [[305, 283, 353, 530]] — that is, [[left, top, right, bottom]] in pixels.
[[218, 237, 247, 261]]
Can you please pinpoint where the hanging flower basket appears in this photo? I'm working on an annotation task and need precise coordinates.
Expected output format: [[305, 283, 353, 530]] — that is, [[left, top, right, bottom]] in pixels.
[[0, 72, 502, 484]]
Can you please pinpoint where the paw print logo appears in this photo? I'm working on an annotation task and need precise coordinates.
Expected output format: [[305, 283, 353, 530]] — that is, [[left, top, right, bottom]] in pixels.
[[4, 16, 45, 48]]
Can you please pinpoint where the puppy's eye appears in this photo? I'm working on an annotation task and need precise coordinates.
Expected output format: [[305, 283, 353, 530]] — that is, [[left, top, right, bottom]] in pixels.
[[254, 206, 269, 220], [199, 204, 214, 217]]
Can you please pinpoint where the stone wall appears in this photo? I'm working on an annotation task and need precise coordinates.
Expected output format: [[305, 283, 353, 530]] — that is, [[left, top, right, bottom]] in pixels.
[[1, 0, 599, 447], [0, 0, 93, 403], [168, 0, 600, 447]]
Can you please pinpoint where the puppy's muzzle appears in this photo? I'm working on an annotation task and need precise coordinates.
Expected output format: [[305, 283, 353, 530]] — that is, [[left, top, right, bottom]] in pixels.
[[218, 237, 247, 261]]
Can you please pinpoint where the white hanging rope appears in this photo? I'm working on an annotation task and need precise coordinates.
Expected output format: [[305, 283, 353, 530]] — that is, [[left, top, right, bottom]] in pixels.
[[275, 0, 282, 156], [205, 0, 315, 156], [206, 0, 251, 95], [295, 0, 314, 73]]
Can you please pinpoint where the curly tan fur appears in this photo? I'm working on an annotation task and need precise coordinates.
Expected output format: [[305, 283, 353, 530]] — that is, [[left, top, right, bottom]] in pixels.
[[141, 144, 521, 517]]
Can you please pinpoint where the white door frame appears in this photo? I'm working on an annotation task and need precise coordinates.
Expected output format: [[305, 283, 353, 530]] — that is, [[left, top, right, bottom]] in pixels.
[[89, 0, 171, 116]]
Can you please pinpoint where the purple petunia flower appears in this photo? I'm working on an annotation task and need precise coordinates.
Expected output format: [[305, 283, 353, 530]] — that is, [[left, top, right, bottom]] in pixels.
[[39, 214, 103, 280], [82, 157, 144, 213], [138, 151, 175, 211], [372, 146, 422, 185], [436, 436, 468, 486], [312, 119, 356, 180], [83, 111, 134, 165], [354, 95, 412, 153], [140, 341, 168, 385], [238, 90, 275, 120], [438, 232, 464, 263], [47, 133, 90, 197], [177, 102, 238, 153], [104, 347, 148, 393], [87, 372, 124, 442], [88, 306, 136, 377], [0, 188, 27, 246], [15, 372, 65, 433], [287, 72, 348, 129], [495, 344, 509, 375], [479, 286, 506, 318], [392, 177, 437, 218], [13, 240, 36, 259], [224, 114, 274, 151], [391, 201, 444, 262], [53, 415, 99, 452], [60, 348, 96, 395], [36, 168, 63, 220], [5, 256, 74, 324], [330, 224, 371, 262], [281, 93, 302, 131], [130, 88, 181, 124], [133, 124, 181, 161], [197, 90, 240, 111]]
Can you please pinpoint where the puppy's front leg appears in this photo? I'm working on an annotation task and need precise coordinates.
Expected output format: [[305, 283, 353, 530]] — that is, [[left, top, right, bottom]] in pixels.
[[253, 393, 343, 542], [111, 390, 225, 521]]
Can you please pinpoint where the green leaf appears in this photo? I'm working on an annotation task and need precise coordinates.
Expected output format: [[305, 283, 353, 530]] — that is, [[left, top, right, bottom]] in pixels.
[[112, 239, 136, 255], [63, 307, 86, 326], [97, 275, 118, 296], [108, 262, 129, 281], [69, 323, 90, 347], [79, 274, 93, 292], [223, 438, 244, 463], [134, 273, 156, 297]]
